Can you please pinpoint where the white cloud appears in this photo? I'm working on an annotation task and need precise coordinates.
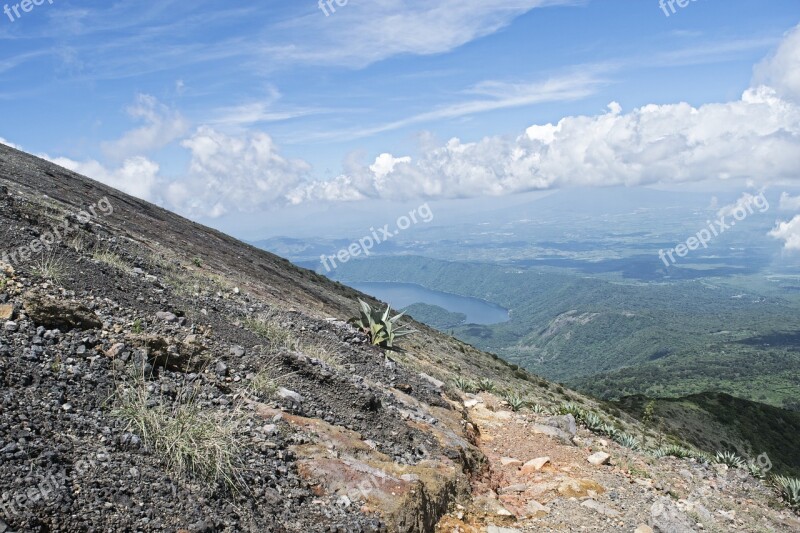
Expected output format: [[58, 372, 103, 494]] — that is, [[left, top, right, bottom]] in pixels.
[[166, 127, 311, 217], [0, 137, 20, 149], [306, 70, 605, 141], [295, 86, 800, 202], [268, 0, 577, 67], [101, 94, 189, 159], [769, 215, 800, 251], [47, 155, 161, 201], [779, 192, 800, 211], [753, 24, 800, 102]]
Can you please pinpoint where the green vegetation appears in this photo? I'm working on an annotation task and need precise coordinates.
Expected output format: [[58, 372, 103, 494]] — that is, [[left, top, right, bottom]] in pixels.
[[774, 476, 800, 510], [476, 378, 496, 393], [32, 253, 65, 285], [244, 314, 298, 352], [501, 391, 527, 412], [615, 393, 800, 477], [114, 377, 244, 491], [453, 376, 477, 393], [329, 255, 800, 410], [715, 450, 746, 469], [653, 445, 694, 460], [348, 299, 415, 351]]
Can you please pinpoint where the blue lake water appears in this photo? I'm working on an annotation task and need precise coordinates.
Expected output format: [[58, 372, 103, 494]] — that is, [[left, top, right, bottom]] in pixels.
[[349, 281, 510, 325]]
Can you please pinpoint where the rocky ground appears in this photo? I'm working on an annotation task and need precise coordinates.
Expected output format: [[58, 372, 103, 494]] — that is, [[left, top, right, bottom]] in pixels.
[[0, 143, 798, 532], [436, 394, 800, 532]]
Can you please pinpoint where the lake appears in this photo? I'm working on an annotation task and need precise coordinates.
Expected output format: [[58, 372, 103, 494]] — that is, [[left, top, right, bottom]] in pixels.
[[349, 281, 510, 325]]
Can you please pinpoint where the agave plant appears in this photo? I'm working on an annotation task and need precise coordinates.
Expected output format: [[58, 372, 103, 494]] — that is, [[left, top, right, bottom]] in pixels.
[[714, 451, 746, 469], [502, 392, 527, 412], [615, 433, 641, 450], [557, 402, 586, 422], [476, 378, 496, 393], [583, 412, 604, 432], [453, 376, 477, 393], [747, 461, 767, 479], [530, 403, 550, 415], [653, 445, 693, 459], [599, 424, 620, 440], [774, 476, 800, 510], [349, 299, 415, 351]]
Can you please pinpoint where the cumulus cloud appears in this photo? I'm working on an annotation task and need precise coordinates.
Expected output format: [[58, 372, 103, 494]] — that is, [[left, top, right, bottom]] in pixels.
[[102, 94, 189, 159], [295, 86, 800, 202], [779, 192, 800, 211], [753, 23, 800, 102], [165, 127, 311, 217], [769, 215, 800, 251], [46, 155, 161, 201]]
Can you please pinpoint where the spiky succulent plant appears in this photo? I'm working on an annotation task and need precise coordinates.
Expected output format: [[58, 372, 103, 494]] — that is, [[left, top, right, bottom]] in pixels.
[[349, 299, 415, 351]]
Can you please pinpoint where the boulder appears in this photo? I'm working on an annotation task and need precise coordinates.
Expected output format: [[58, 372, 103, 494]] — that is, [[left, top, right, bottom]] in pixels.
[[520, 456, 550, 474], [526, 499, 550, 517], [542, 414, 577, 436], [0, 304, 13, 321], [650, 497, 697, 533], [22, 292, 102, 331], [588, 452, 611, 466], [581, 499, 621, 517]]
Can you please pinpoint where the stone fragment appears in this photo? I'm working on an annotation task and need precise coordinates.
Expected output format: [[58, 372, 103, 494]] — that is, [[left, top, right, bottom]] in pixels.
[[588, 452, 611, 466], [521, 456, 550, 474]]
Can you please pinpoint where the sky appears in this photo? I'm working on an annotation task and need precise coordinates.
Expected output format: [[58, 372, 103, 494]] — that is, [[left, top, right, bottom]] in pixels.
[[1, 0, 800, 247]]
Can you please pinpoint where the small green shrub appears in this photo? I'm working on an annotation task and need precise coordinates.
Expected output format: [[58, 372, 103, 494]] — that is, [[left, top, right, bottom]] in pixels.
[[557, 402, 586, 422], [476, 378, 496, 393], [349, 299, 415, 351], [454, 376, 477, 393], [502, 392, 527, 412], [615, 433, 641, 450], [530, 403, 549, 415], [714, 451, 746, 469], [653, 445, 693, 459], [774, 476, 800, 510], [583, 412, 604, 431]]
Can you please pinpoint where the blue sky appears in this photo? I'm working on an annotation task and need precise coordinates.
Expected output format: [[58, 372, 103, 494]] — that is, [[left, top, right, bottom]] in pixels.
[[1, 1, 800, 245]]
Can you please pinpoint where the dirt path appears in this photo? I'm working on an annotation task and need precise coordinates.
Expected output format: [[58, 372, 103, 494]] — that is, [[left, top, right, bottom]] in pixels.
[[437, 393, 800, 533]]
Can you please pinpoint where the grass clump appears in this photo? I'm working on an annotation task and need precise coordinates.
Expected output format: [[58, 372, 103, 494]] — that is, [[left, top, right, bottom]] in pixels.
[[32, 253, 65, 285], [93, 246, 130, 271], [244, 314, 298, 353], [113, 379, 245, 492]]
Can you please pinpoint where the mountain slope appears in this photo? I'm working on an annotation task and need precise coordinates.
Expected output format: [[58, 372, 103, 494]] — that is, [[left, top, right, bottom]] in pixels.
[[0, 143, 797, 532]]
